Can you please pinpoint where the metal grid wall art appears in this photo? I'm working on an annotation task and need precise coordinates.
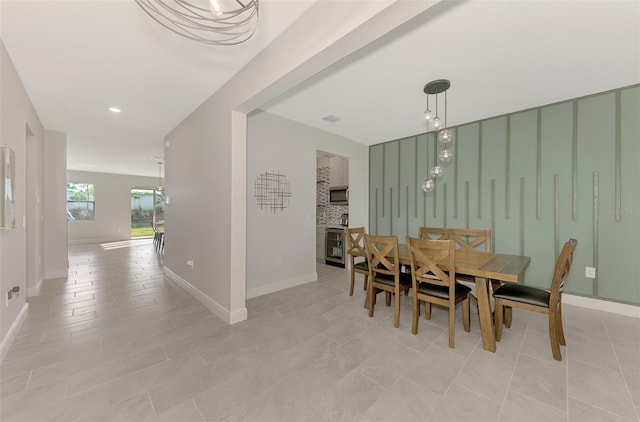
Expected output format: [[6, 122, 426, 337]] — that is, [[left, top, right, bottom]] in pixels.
[[254, 171, 292, 213]]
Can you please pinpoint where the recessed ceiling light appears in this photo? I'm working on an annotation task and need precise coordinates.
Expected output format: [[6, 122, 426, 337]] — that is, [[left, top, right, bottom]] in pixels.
[[109, 107, 121, 113]]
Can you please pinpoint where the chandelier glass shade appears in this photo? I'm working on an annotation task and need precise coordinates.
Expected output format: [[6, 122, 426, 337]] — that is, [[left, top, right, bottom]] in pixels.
[[156, 162, 165, 192], [135, 0, 259, 46], [422, 79, 453, 193]]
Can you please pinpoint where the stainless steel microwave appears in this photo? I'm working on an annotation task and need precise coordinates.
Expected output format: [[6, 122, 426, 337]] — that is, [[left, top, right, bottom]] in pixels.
[[329, 186, 349, 204]]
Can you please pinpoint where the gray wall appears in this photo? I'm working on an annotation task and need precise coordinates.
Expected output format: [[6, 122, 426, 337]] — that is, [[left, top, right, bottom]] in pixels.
[[246, 111, 368, 298], [67, 170, 159, 244], [0, 40, 45, 359], [369, 85, 640, 305]]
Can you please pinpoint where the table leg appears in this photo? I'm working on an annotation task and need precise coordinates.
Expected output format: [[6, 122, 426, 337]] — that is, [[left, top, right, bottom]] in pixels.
[[475, 277, 496, 352]]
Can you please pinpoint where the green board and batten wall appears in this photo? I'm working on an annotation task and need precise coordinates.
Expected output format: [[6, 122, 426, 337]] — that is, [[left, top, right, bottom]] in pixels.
[[369, 85, 640, 305]]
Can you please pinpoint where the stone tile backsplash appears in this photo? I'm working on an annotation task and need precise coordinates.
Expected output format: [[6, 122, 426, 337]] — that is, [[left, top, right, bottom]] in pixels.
[[317, 166, 348, 225]]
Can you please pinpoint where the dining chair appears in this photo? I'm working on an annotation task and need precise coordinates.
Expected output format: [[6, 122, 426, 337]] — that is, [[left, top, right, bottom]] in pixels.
[[406, 237, 471, 348], [345, 227, 369, 296], [493, 238, 577, 361], [417, 227, 497, 307], [364, 234, 411, 328]]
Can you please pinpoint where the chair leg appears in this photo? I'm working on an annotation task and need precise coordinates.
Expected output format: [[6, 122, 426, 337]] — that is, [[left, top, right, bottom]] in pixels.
[[448, 304, 456, 348], [363, 275, 368, 291], [504, 306, 512, 328], [424, 302, 432, 320], [557, 303, 566, 346], [548, 309, 562, 361], [393, 288, 401, 328], [349, 269, 355, 296], [494, 298, 503, 341], [412, 297, 420, 335], [368, 286, 375, 318], [385, 292, 392, 307], [463, 298, 470, 332]]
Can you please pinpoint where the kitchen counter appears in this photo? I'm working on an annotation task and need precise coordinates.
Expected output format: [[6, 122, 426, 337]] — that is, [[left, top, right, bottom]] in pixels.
[[317, 224, 348, 229]]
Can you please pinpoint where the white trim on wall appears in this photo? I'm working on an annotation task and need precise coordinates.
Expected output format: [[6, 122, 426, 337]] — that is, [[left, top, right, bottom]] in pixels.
[[27, 277, 44, 297], [45, 269, 68, 280], [564, 294, 640, 318], [246, 272, 318, 300], [0, 303, 29, 363], [163, 267, 247, 324]]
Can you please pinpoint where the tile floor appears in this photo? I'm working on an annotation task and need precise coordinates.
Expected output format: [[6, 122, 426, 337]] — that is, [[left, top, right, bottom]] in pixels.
[[1, 239, 639, 421]]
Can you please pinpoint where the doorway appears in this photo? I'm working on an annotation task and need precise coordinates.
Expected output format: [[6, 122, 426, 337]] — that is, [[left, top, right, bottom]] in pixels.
[[130, 187, 164, 238]]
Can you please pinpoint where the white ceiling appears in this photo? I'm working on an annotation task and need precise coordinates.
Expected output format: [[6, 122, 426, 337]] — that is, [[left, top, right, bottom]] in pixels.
[[263, 0, 640, 145], [0, 0, 314, 176], [1, 1, 639, 177]]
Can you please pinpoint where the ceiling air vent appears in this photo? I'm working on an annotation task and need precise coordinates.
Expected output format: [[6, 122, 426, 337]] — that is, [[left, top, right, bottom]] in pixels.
[[321, 114, 341, 123]]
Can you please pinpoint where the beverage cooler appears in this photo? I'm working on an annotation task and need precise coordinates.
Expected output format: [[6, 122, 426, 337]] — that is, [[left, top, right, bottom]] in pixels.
[[325, 228, 345, 268]]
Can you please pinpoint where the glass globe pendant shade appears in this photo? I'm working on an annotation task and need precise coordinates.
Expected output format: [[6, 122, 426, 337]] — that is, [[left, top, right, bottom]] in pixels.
[[430, 165, 443, 179], [424, 109, 432, 121], [421, 178, 434, 192], [438, 128, 452, 143], [439, 148, 453, 163], [432, 116, 441, 130], [209, 0, 223, 15]]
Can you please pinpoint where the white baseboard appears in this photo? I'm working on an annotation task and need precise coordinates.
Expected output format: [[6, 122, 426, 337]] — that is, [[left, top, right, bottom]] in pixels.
[[564, 294, 640, 318], [164, 267, 247, 325], [45, 269, 68, 280], [0, 303, 29, 363], [27, 277, 44, 297], [68, 237, 134, 245], [246, 272, 318, 299]]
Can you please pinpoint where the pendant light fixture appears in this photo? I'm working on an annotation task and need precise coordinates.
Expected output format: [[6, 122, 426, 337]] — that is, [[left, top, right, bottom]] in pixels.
[[422, 79, 454, 193], [156, 161, 164, 193], [135, 0, 259, 46]]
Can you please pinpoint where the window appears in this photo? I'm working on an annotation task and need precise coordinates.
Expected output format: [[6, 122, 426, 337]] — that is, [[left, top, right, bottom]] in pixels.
[[66, 182, 95, 220]]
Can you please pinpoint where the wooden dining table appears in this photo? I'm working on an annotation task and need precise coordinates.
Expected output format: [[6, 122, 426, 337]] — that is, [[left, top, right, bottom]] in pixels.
[[396, 245, 531, 352]]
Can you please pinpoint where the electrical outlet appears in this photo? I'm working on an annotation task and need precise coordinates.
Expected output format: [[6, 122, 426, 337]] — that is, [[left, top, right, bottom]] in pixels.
[[187, 260, 194, 270], [6, 290, 12, 306], [585, 266, 596, 278]]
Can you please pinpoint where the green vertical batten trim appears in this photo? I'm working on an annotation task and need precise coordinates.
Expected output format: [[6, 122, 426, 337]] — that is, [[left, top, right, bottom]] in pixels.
[[389, 187, 393, 235], [554, 174, 560, 259], [615, 89, 622, 222], [572, 100, 578, 221], [490, 179, 496, 253], [505, 115, 511, 220], [443, 183, 448, 228], [520, 177, 525, 261], [397, 142, 401, 218], [423, 191, 427, 227], [478, 122, 483, 219], [375, 188, 379, 235], [423, 136, 428, 227], [414, 138, 418, 218], [382, 145, 386, 218], [465, 181, 470, 229], [405, 185, 409, 236], [593, 172, 599, 297], [536, 109, 542, 220], [433, 134, 437, 219], [454, 129, 459, 219]]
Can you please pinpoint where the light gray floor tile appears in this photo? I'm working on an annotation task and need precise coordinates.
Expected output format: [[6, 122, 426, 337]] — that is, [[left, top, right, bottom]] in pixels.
[[568, 397, 637, 422], [403, 344, 467, 396], [510, 354, 567, 412], [568, 358, 638, 420], [499, 390, 567, 422], [429, 382, 502, 422], [456, 347, 516, 404], [1, 240, 638, 422]]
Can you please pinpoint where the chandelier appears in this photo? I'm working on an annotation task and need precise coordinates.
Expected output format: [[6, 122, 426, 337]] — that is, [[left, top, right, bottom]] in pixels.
[[421, 79, 453, 193], [156, 162, 165, 192], [135, 0, 259, 46]]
